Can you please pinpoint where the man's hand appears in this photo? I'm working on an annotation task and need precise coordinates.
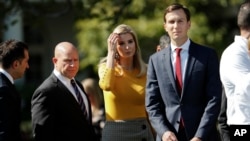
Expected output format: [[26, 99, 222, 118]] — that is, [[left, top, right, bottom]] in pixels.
[[162, 131, 178, 141], [190, 137, 202, 141]]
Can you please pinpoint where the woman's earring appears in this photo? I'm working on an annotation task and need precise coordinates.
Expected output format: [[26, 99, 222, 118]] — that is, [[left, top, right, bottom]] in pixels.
[[115, 52, 120, 60]]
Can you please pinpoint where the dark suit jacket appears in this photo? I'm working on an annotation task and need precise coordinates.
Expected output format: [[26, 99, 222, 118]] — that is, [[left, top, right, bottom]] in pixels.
[[218, 89, 230, 141], [146, 41, 222, 141], [31, 73, 97, 141], [0, 73, 22, 141]]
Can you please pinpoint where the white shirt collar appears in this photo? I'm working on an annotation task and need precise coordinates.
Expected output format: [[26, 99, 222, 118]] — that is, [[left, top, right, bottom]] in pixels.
[[0, 68, 14, 84], [53, 69, 74, 87], [171, 38, 190, 52]]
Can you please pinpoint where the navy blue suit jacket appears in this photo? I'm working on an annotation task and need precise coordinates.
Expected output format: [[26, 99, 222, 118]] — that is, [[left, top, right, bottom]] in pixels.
[[0, 73, 22, 141], [31, 73, 97, 141], [146, 41, 222, 141]]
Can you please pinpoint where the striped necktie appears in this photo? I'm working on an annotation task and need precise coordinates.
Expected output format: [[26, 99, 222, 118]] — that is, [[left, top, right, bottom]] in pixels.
[[70, 79, 88, 118]]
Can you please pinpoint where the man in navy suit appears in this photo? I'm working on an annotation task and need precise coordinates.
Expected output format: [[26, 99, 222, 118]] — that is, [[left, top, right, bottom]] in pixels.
[[145, 3, 222, 141], [31, 42, 97, 141], [0, 39, 29, 141]]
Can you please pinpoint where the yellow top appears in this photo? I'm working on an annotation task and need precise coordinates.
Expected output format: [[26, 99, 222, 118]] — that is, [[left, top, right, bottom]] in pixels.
[[98, 63, 147, 121]]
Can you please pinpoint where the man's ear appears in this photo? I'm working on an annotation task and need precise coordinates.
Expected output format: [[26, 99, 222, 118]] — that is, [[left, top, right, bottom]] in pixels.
[[187, 21, 191, 29], [52, 57, 57, 64], [11, 60, 19, 69], [163, 23, 167, 31]]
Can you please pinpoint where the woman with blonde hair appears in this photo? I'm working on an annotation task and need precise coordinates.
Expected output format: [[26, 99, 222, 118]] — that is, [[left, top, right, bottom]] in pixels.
[[98, 24, 155, 141]]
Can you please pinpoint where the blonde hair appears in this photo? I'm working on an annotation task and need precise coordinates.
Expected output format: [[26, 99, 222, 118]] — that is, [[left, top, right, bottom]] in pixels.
[[99, 24, 147, 77]]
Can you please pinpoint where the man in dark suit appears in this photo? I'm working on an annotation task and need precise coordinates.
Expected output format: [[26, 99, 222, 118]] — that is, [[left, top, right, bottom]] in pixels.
[[31, 42, 97, 141], [145, 3, 222, 141], [0, 39, 29, 141]]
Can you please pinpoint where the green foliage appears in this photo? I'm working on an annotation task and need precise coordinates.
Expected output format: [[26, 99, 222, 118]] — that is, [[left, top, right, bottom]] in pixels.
[[0, 0, 247, 72], [75, 18, 110, 72], [75, 0, 247, 71], [75, 0, 168, 72]]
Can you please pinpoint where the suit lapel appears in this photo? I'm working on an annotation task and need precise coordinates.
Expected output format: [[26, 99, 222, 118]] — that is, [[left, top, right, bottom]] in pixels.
[[164, 43, 197, 99], [162, 47, 180, 96], [183, 42, 196, 96], [51, 74, 92, 123], [51, 74, 83, 112]]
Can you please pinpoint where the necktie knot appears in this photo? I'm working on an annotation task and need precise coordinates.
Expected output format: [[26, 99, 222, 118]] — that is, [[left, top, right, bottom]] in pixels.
[[70, 79, 76, 86], [176, 48, 182, 55]]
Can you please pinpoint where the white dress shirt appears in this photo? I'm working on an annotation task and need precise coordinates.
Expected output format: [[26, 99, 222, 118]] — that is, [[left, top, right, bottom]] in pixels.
[[220, 35, 250, 125], [171, 39, 190, 82]]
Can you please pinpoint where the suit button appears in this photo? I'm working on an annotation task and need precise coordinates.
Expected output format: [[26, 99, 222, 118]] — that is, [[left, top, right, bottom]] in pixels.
[[141, 124, 146, 129]]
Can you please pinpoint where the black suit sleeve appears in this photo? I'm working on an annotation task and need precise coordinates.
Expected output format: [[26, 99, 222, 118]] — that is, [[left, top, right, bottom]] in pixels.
[[0, 82, 22, 141], [31, 87, 56, 141], [218, 89, 230, 141]]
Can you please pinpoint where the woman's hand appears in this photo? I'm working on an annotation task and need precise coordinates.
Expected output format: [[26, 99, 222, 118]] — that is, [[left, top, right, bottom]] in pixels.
[[106, 33, 119, 68], [107, 33, 119, 53]]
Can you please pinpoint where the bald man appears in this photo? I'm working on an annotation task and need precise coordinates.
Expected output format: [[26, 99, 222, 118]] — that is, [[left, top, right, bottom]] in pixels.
[[31, 42, 98, 141]]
